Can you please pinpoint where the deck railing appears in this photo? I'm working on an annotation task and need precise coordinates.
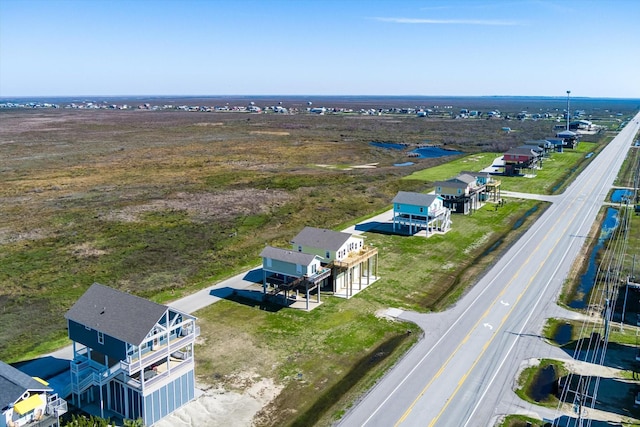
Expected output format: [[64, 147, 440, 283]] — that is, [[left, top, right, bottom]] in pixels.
[[332, 246, 378, 269], [126, 357, 194, 391], [123, 327, 198, 375]]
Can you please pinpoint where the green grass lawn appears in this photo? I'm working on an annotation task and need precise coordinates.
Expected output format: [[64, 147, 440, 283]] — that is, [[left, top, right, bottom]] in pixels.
[[498, 142, 601, 194], [359, 199, 544, 311], [403, 152, 501, 182], [403, 142, 603, 195]]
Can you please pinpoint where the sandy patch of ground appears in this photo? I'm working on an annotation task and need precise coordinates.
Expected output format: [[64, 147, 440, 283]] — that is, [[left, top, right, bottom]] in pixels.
[[315, 163, 379, 170], [70, 242, 109, 258], [194, 122, 224, 126], [249, 131, 290, 136], [375, 308, 403, 321], [0, 116, 71, 133], [103, 189, 291, 223], [0, 227, 49, 245], [352, 163, 379, 169], [155, 375, 283, 427], [464, 232, 491, 254]]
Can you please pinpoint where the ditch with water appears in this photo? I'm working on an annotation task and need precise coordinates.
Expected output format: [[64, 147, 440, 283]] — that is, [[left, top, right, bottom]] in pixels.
[[568, 207, 620, 309]]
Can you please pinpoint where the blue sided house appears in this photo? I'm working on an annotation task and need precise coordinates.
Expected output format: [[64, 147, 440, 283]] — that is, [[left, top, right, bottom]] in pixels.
[[392, 191, 451, 236], [65, 283, 199, 426]]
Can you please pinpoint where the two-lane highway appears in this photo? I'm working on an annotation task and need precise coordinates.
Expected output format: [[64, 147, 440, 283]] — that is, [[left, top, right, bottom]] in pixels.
[[339, 113, 640, 427]]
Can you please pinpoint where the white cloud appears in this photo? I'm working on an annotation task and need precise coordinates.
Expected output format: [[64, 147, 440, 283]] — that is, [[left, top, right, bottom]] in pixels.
[[371, 17, 520, 26]]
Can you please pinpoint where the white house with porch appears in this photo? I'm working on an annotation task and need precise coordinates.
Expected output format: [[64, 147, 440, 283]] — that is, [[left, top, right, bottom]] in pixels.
[[290, 227, 378, 298]]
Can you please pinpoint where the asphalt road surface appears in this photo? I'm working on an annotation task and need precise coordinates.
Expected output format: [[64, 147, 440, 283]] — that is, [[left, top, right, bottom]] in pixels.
[[338, 113, 640, 427]]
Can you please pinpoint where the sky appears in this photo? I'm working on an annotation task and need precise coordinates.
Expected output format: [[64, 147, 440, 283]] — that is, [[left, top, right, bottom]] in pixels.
[[1, 0, 639, 98]]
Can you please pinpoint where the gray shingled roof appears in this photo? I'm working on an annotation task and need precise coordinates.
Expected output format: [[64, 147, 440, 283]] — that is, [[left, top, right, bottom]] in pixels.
[[519, 144, 544, 153], [392, 191, 438, 207], [65, 283, 168, 346], [460, 171, 490, 179], [291, 226, 352, 251], [557, 130, 577, 137], [0, 360, 51, 410], [456, 173, 476, 184], [505, 147, 537, 157], [260, 246, 320, 265], [434, 174, 475, 188]]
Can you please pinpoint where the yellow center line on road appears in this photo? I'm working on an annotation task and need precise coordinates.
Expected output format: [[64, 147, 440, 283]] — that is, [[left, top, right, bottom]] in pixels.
[[394, 253, 532, 427], [426, 216, 587, 426], [394, 192, 590, 426]]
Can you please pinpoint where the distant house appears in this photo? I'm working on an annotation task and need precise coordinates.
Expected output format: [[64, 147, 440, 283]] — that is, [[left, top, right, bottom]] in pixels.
[[65, 283, 199, 426], [459, 171, 501, 202], [545, 138, 566, 152], [259, 246, 331, 310], [502, 147, 540, 176], [1, 360, 67, 427], [556, 130, 580, 148], [525, 140, 554, 154], [434, 173, 486, 214], [290, 227, 378, 298], [519, 144, 545, 167], [391, 191, 451, 236], [569, 120, 592, 131]]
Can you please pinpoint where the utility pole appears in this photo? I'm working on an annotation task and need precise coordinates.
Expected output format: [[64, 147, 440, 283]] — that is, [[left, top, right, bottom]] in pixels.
[[576, 377, 585, 427]]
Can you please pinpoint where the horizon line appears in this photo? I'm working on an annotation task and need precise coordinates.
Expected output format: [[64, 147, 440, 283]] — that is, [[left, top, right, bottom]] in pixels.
[[2, 94, 639, 101]]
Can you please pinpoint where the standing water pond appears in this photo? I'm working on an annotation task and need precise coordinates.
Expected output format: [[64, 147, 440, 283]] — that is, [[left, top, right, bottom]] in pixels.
[[370, 142, 462, 162]]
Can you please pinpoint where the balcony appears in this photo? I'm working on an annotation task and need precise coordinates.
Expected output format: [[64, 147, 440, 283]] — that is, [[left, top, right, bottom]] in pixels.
[[123, 326, 199, 375], [126, 356, 194, 393], [306, 267, 332, 284]]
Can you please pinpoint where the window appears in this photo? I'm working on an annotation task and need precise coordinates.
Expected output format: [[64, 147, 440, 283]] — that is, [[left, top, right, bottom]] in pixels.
[[419, 207, 424, 213], [297, 245, 302, 252], [266, 258, 272, 268], [296, 264, 302, 274], [97, 331, 104, 345], [437, 187, 441, 193], [325, 251, 330, 259]]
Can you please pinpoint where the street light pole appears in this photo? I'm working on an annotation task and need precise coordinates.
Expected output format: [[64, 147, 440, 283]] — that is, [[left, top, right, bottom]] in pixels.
[[566, 90, 571, 131]]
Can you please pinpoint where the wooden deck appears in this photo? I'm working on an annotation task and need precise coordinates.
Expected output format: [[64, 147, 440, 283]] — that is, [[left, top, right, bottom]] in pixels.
[[332, 246, 378, 269]]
